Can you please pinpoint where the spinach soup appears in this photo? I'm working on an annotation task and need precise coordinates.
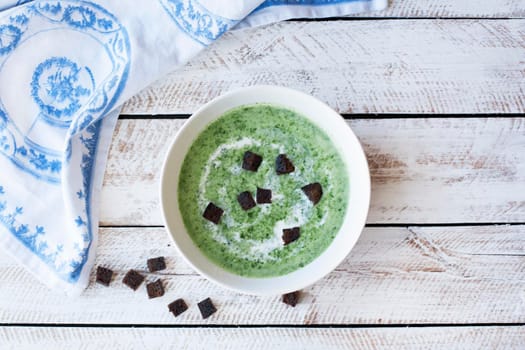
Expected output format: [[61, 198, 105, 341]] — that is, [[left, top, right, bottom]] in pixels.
[[178, 104, 348, 277]]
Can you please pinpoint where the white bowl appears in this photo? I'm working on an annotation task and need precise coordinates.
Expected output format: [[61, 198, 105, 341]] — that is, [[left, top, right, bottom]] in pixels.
[[160, 85, 370, 295]]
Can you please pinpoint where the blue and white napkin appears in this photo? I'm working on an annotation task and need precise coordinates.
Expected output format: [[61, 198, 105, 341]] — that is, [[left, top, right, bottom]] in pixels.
[[0, 0, 386, 295]]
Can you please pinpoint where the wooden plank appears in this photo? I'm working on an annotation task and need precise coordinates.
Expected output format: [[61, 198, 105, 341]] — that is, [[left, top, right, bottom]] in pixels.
[[1, 326, 524, 350], [100, 118, 525, 226], [353, 0, 525, 18], [0, 226, 523, 324], [121, 20, 525, 115]]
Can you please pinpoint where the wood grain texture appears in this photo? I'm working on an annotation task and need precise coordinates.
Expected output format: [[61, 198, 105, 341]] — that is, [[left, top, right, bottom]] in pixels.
[[354, 0, 525, 18], [0, 226, 523, 324], [1, 326, 524, 350], [100, 118, 525, 226], [121, 20, 525, 115]]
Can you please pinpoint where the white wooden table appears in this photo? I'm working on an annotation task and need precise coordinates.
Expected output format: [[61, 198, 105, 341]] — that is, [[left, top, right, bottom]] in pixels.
[[1, 1, 525, 348]]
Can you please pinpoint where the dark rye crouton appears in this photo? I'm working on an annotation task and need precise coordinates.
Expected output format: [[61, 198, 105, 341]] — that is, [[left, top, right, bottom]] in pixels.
[[237, 191, 256, 211], [197, 297, 217, 319], [168, 298, 188, 317], [96, 266, 113, 287], [256, 187, 272, 204], [275, 154, 295, 175], [203, 202, 224, 224], [146, 279, 165, 299], [282, 227, 300, 245], [282, 291, 300, 307], [147, 257, 167, 272], [301, 182, 323, 205], [122, 269, 145, 290], [242, 151, 263, 172]]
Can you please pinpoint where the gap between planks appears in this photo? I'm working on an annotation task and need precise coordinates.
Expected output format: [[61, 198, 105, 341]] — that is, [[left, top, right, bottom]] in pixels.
[[99, 223, 525, 228], [330, 0, 525, 18], [117, 114, 525, 120], [2, 323, 525, 329], [291, 17, 524, 21]]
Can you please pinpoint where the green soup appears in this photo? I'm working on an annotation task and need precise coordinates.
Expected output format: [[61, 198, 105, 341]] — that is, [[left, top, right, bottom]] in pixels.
[[178, 104, 348, 277]]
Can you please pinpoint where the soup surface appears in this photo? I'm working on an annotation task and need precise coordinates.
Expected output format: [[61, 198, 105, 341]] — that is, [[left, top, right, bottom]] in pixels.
[[178, 104, 349, 277]]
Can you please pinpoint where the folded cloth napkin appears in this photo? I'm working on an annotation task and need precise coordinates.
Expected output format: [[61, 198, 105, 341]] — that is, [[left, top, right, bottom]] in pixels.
[[0, 0, 386, 295]]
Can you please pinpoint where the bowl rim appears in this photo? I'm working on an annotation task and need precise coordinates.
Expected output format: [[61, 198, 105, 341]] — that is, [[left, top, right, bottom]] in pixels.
[[160, 85, 370, 295]]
